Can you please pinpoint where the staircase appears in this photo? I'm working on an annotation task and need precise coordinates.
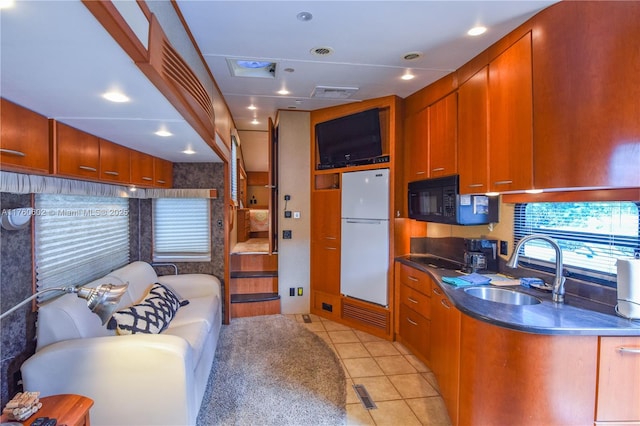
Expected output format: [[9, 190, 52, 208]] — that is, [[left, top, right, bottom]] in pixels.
[[230, 252, 280, 318]]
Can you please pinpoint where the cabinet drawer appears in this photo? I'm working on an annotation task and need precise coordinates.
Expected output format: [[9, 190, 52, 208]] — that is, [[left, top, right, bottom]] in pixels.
[[596, 336, 640, 422], [400, 284, 431, 319], [399, 304, 430, 359], [399, 264, 432, 295]]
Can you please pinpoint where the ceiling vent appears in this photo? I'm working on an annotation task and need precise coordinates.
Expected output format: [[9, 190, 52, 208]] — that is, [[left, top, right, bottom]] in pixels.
[[310, 46, 334, 57], [311, 86, 359, 99], [226, 58, 277, 79]]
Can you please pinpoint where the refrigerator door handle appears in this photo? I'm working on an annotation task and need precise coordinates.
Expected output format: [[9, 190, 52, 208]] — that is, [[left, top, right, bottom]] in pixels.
[[345, 219, 383, 225]]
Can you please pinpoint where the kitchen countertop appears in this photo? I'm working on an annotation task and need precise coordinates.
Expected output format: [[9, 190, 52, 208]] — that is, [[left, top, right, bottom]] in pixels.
[[397, 254, 640, 336]]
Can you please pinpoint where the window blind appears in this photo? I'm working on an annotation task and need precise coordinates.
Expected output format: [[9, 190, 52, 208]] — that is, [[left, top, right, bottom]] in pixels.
[[35, 194, 130, 292], [153, 198, 211, 262], [514, 202, 640, 286]]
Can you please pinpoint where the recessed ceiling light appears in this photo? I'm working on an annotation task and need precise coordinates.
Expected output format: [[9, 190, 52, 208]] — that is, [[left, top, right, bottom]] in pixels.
[[401, 72, 415, 81], [467, 26, 487, 36], [278, 89, 290, 95], [525, 189, 544, 194], [485, 192, 500, 197], [0, 0, 15, 9], [155, 130, 172, 137], [251, 119, 259, 125], [296, 11, 313, 22], [102, 91, 130, 103], [182, 147, 196, 155], [248, 104, 257, 110]]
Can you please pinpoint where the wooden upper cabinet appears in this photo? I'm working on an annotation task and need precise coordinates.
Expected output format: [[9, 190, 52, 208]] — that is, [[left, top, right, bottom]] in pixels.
[[428, 92, 457, 178], [130, 150, 155, 186], [0, 98, 50, 174], [458, 67, 489, 194], [99, 139, 130, 183], [532, 1, 640, 189], [55, 122, 100, 180], [488, 32, 533, 192], [595, 336, 640, 422], [153, 158, 173, 188], [405, 108, 429, 182]]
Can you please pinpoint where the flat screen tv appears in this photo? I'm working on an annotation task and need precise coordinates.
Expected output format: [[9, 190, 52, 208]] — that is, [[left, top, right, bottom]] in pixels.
[[315, 108, 382, 169]]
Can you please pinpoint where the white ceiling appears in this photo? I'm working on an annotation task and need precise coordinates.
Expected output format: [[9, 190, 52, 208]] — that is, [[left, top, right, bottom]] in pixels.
[[1, 1, 557, 166], [177, 1, 557, 132]]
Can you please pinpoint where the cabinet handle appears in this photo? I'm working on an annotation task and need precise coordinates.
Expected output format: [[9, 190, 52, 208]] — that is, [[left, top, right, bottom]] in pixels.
[[406, 318, 418, 326], [433, 288, 442, 296], [408, 276, 419, 282], [156, 180, 166, 184], [324, 236, 337, 240], [78, 165, 97, 172], [416, 171, 426, 175], [468, 183, 484, 188], [432, 167, 445, 172], [142, 176, 153, 181], [618, 347, 640, 354], [407, 297, 419, 304], [494, 180, 513, 186], [0, 148, 26, 157], [324, 247, 337, 251], [441, 298, 451, 309], [103, 171, 119, 176]]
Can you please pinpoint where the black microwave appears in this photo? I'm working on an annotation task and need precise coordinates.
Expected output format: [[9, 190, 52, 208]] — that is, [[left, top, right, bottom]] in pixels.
[[408, 175, 498, 225]]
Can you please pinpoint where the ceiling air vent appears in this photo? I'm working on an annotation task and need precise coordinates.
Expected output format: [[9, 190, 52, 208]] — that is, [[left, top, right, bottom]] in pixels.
[[310, 46, 334, 56], [311, 86, 359, 99]]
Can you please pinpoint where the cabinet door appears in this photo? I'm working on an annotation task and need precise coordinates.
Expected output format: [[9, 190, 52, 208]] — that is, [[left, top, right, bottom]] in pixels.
[[130, 150, 155, 186], [430, 285, 461, 426], [0, 98, 50, 174], [99, 139, 130, 183], [310, 190, 341, 295], [56, 122, 100, 179], [153, 158, 173, 188], [533, 2, 640, 189], [428, 92, 457, 178], [399, 304, 430, 360], [596, 336, 640, 422], [405, 108, 429, 182], [488, 32, 533, 192], [458, 67, 489, 194]]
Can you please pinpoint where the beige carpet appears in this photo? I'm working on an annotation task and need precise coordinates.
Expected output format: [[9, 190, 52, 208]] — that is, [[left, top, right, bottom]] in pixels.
[[196, 315, 346, 425], [232, 238, 269, 253]]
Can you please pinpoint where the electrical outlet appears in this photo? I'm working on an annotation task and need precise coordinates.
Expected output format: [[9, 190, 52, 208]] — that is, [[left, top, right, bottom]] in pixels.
[[289, 288, 295, 297], [283, 230, 292, 239], [500, 240, 508, 256]]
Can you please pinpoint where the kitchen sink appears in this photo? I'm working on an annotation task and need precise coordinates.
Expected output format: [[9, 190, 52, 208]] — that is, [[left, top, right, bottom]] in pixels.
[[464, 287, 541, 306]]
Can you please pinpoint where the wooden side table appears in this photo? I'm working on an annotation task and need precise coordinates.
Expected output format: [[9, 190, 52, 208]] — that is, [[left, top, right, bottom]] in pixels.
[[1, 394, 93, 426]]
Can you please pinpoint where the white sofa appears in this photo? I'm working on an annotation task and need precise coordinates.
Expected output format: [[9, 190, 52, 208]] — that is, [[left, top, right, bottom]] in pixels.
[[21, 261, 222, 426]]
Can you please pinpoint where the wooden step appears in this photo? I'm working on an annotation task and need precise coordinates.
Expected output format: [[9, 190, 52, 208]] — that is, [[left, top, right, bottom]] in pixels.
[[231, 252, 278, 272], [230, 275, 278, 295], [231, 292, 281, 318]]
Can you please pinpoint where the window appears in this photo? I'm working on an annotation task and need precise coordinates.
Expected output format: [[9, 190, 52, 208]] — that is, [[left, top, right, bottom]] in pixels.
[[153, 198, 211, 262], [514, 202, 640, 287], [35, 194, 130, 292]]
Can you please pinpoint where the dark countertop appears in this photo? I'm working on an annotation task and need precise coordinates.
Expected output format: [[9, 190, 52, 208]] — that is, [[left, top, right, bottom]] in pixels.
[[397, 254, 640, 336]]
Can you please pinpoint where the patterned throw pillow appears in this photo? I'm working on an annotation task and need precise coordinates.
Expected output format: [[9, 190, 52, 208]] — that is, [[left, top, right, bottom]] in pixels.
[[107, 283, 186, 335]]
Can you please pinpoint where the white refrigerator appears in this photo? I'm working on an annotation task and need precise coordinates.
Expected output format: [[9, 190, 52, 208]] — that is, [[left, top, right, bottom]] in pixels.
[[340, 168, 390, 307]]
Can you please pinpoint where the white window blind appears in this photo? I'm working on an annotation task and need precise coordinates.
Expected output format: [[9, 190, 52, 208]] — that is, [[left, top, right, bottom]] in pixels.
[[514, 202, 640, 286], [153, 198, 211, 262], [35, 194, 130, 292], [231, 137, 238, 204]]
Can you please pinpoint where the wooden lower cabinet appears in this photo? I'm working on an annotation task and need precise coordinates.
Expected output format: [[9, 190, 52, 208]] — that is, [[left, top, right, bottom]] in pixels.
[[236, 208, 250, 242], [399, 304, 430, 358], [459, 314, 598, 426], [396, 263, 432, 360], [430, 285, 461, 426], [595, 336, 640, 423]]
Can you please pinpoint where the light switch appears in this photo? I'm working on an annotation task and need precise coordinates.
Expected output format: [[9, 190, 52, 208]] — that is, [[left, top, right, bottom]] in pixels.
[[293, 211, 301, 219]]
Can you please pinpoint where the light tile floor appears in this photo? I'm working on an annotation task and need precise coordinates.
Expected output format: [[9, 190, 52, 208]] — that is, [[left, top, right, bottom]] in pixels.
[[285, 314, 452, 426]]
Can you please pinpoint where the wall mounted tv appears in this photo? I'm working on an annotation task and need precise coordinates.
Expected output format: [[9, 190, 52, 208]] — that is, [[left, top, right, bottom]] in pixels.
[[315, 108, 383, 169]]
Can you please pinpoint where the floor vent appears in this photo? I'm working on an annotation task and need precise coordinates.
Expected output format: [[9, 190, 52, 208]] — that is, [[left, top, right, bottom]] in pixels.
[[342, 301, 389, 332], [353, 384, 377, 410]]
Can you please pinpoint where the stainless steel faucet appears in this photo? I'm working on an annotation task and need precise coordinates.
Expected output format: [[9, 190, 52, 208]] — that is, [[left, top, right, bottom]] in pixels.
[[506, 234, 566, 303]]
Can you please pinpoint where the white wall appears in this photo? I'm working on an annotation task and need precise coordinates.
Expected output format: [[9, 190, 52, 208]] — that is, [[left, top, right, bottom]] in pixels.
[[277, 111, 311, 314]]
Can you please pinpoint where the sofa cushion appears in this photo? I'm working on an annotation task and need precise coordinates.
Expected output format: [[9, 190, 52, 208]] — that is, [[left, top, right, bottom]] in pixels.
[[170, 294, 218, 332], [163, 320, 209, 367], [108, 283, 185, 335]]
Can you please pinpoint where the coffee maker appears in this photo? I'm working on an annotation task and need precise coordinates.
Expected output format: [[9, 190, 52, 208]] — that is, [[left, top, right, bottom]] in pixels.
[[463, 238, 498, 273]]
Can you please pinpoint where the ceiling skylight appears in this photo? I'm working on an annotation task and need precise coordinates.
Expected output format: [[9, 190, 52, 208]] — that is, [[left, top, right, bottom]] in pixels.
[[227, 58, 277, 79]]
